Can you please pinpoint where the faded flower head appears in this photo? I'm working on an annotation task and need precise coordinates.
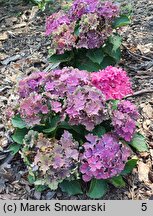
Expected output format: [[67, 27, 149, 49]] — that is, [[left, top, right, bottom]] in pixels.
[[21, 130, 79, 190], [112, 100, 139, 141], [91, 66, 133, 100], [80, 133, 131, 182]]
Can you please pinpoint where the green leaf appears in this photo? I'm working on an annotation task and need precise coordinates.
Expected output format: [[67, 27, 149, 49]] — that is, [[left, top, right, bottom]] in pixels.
[[129, 133, 149, 152], [49, 51, 74, 63], [59, 121, 86, 135], [12, 128, 28, 144], [43, 115, 60, 133], [9, 143, 20, 155], [12, 115, 27, 129], [92, 125, 106, 137], [60, 180, 83, 196], [28, 174, 36, 184], [110, 175, 126, 188], [87, 179, 108, 199], [100, 56, 116, 69], [108, 35, 122, 52], [74, 23, 80, 36], [103, 45, 121, 62], [111, 100, 119, 110], [86, 48, 104, 65], [35, 185, 48, 192], [75, 50, 101, 72], [121, 158, 138, 175], [112, 15, 131, 28]]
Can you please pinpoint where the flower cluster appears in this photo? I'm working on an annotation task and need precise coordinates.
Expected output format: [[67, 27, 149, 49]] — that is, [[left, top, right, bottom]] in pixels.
[[112, 100, 139, 141], [18, 67, 107, 130], [19, 93, 49, 126], [91, 66, 133, 100], [66, 85, 107, 131], [21, 130, 79, 189], [80, 133, 131, 181], [45, 0, 119, 54]]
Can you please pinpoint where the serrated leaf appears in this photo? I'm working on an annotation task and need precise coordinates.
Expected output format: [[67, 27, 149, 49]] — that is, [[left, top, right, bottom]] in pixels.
[[9, 143, 20, 155], [110, 175, 126, 188], [12, 115, 27, 129], [12, 128, 28, 144], [60, 180, 83, 196], [112, 15, 131, 28], [92, 125, 106, 137], [121, 158, 138, 175], [87, 179, 108, 199], [129, 133, 149, 152], [49, 51, 74, 63], [86, 48, 104, 65]]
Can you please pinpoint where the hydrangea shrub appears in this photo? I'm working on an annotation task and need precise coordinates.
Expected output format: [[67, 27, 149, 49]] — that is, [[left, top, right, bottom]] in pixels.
[[9, 66, 148, 198], [45, 0, 131, 71]]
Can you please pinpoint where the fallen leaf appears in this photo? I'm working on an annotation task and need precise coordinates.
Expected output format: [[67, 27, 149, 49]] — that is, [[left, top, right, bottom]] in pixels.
[[142, 103, 153, 119], [138, 161, 150, 182], [0, 32, 8, 41]]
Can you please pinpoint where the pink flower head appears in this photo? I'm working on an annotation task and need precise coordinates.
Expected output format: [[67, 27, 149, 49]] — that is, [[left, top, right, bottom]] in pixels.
[[91, 66, 133, 100]]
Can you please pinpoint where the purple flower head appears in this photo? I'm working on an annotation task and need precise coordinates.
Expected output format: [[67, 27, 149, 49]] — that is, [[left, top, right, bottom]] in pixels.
[[66, 85, 107, 131], [19, 93, 49, 126], [19, 72, 45, 98], [45, 1, 120, 52], [112, 100, 139, 141], [45, 11, 71, 36], [80, 133, 131, 181]]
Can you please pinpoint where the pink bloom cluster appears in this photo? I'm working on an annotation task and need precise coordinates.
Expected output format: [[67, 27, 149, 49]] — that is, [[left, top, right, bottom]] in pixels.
[[18, 67, 107, 130], [22, 130, 79, 189], [112, 100, 139, 141], [80, 133, 131, 181], [91, 66, 133, 100], [45, 1, 119, 54]]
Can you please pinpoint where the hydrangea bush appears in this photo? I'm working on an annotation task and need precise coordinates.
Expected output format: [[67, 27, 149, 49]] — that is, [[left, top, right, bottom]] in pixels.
[[9, 66, 148, 198], [45, 0, 131, 71]]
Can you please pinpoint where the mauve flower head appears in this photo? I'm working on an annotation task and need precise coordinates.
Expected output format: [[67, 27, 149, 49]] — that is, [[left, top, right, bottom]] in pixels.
[[91, 66, 133, 100], [19, 93, 49, 126], [112, 100, 139, 141], [45, 11, 71, 36], [21, 130, 80, 189], [18, 72, 45, 98], [66, 85, 107, 131], [80, 133, 131, 181]]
